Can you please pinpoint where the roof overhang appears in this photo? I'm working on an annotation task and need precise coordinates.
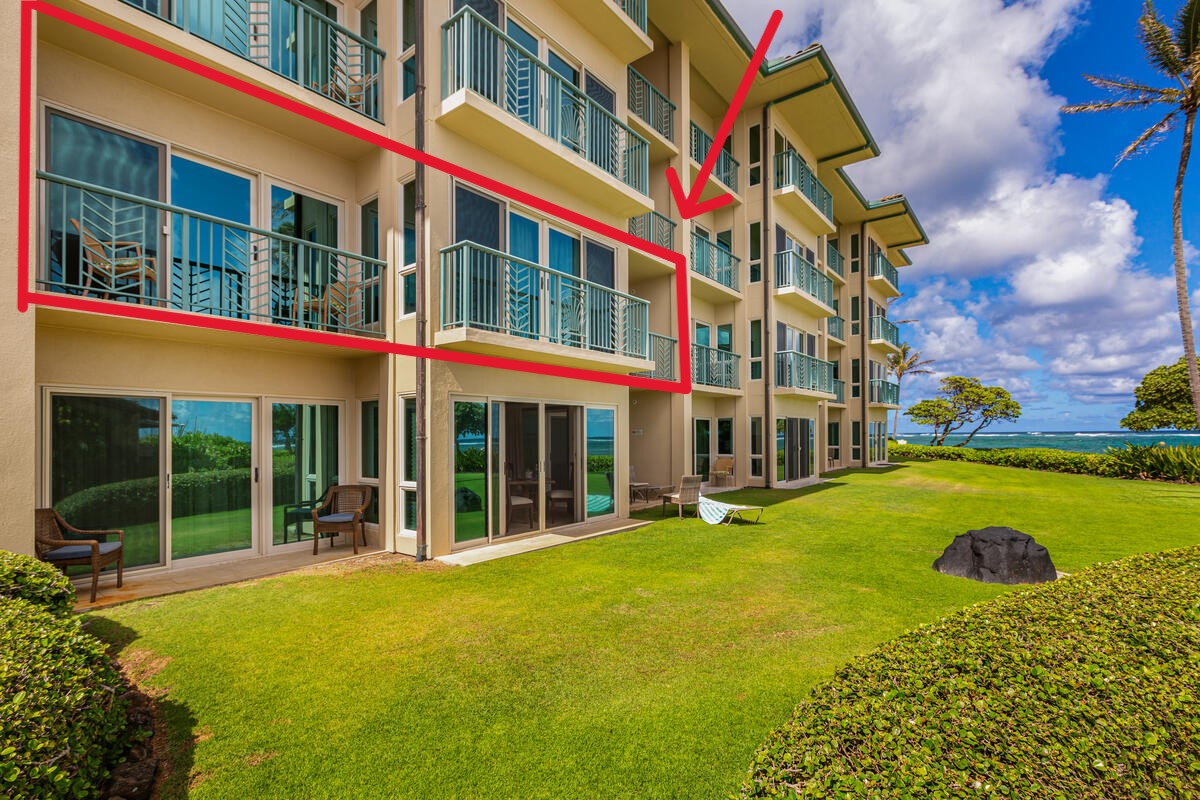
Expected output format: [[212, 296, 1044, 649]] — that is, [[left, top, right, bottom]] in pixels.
[[826, 168, 928, 266], [650, 0, 878, 167]]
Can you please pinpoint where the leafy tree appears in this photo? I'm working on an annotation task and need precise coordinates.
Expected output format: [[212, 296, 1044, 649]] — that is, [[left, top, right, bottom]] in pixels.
[[1061, 0, 1200, 429], [887, 344, 936, 439], [1121, 357, 1200, 430], [905, 376, 1023, 447], [454, 402, 486, 438]]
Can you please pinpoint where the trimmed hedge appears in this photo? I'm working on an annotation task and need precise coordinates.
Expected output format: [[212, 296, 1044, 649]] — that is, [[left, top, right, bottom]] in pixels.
[[0, 550, 75, 615], [890, 442, 1200, 483], [0, 597, 129, 798], [742, 547, 1200, 799]]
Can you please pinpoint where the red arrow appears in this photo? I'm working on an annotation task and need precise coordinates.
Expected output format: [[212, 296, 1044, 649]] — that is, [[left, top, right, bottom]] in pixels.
[[667, 9, 783, 220]]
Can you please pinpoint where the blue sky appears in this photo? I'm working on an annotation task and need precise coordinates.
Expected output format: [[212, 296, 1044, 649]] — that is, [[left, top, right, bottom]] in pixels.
[[729, 0, 1200, 431]]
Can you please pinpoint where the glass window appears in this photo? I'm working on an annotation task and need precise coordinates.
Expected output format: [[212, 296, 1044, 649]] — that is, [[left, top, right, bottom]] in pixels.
[[360, 198, 379, 260], [749, 123, 761, 186], [453, 401, 488, 543], [549, 228, 581, 276], [717, 323, 733, 353], [750, 417, 763, 478], [402, 56, 416, 100], [585, 241, 615, 288], [454, 185, 502, 248], [694, 419, 711, 480], [272, 403, 340, 546], [749, 221, 761, 283], [170, 157, 253, 315], [402, 397, 417, 483], [361, 0, 378, 45], [402, 489, 417, 532], [586, 408, 615, 518], [401, 272, 417, 316], [361, 400, 379, 479], [455, 0, 499, 25], [51, 395, 162, 569], [694, 322, 711, 348], [400, 0, 415, 50], [717, 418, 734, 456], [749, 320, 762, 381]]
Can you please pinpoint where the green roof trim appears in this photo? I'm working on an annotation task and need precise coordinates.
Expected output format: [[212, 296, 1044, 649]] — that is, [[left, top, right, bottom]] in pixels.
[[700, 0, 880, 160]]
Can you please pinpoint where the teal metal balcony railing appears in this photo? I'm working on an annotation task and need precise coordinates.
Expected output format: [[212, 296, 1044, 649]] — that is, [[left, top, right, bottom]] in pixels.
[[690, 122, 739, 191], [121, 0, 384, 121], [832, 378, 846, 404], [628, 67, 675, 142], [828, 315, 846, 341], [775, 250, 835, 309], [440, 242, 649, 360], [618, 0, 649, 32], [871, 379, 901, 405], [634, 333, 678, 380], [826, 241, 845, 278], [38, 173, 385, 336], [692, 344, 740, 389], [870, 315, 900, 347], [774, 151, 833, 222], [442, 8, 649, 195], [691, 233, 740, 291], [775, 351, 836, 394], [629, 210, 676, 251], [871, 252, 900, 292]]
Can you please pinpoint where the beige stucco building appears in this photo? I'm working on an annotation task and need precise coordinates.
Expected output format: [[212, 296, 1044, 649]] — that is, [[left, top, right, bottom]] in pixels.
[[1, 0, 924, 574]]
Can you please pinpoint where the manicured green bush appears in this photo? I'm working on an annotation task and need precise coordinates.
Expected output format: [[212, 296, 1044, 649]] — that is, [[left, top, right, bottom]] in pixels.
[[455, 447, 487, 474], [0, 597, 129, 798], [586, 455, 614, 474], [0, 550, 75, 615], [742, 547, 1200, 799]]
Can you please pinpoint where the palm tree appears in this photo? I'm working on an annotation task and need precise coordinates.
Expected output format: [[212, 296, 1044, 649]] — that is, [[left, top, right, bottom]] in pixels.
[[1061, 0, 1200, 430], [887, 343, 936, 439]]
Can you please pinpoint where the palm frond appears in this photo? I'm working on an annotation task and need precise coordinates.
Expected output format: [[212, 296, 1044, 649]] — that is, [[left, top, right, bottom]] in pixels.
[[1141, 0, 1187, 76], [1117, 108, 1179, 163], [1063, 98, 1170, 114], [1081, 74, 1180, 101], [1177, 0, 1200, 60]]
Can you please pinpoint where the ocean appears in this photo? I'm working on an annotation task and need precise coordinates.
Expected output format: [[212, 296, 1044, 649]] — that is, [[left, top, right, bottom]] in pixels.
[[894, 430, 1200, 454]]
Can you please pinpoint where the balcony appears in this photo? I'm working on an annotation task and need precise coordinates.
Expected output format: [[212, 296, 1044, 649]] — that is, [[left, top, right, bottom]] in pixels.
[[828, 315, 846, 343], [773, 151, 834, 235], [831, 378, 846, 405], [437, 242, 653, 374], [559, 1, 653, 63], [692, 344, 741, 392], [627, 67, 677, 160], [634, 333, 678, 381], [38, 172, 383, 337], [869, 315, 902, 353], [629, 211, 677, 280], [690, 122, 740, 198], [121, 0, 384, 121], [870, 379, 901, 407], [870, 252, 901, 298], [690, 233, 740, 300], [826, 241, 846, 280], [774, 251, 835, 316], [440, 7, 651, 216], [774, 351, 837, 398]]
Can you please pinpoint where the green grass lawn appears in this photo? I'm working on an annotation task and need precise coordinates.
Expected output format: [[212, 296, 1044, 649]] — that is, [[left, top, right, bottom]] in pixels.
[[87, 461, 1200, 799]]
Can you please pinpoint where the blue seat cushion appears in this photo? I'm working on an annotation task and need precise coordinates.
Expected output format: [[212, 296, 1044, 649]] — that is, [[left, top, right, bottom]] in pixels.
[[44, 541, 122, 561], [317, 513, 356, 523]]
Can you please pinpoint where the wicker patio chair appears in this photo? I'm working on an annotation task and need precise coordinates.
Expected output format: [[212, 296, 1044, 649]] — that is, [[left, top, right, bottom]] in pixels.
[[661, 475, 703, 518], [69, 218, 157, 298], [311, 485, 373, 555], [35, 508, 124, 603]]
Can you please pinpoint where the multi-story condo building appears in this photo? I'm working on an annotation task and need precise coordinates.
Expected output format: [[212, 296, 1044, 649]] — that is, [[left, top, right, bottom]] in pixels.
[[0, 0, 924, 577]]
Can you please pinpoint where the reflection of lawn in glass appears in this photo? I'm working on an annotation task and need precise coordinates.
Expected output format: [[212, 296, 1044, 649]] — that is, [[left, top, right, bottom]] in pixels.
[[586, 472, 614, 517], [272, 504, 316, 546], [454, 472, 487, 543], [172, 508, 253, 560]]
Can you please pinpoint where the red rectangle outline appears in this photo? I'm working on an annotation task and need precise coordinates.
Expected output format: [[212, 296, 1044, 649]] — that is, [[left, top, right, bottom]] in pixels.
[[18, 0, 693, 394]]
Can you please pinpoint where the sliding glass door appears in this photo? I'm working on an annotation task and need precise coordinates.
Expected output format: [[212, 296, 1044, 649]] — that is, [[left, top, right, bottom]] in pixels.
[[170, 400, 254, 560], [270, 402, 341, 547], [50, 394, 164, 568]]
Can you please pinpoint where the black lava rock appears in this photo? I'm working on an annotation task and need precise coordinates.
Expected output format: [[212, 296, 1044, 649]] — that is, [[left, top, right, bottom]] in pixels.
[[933, 526, 1057, 584]]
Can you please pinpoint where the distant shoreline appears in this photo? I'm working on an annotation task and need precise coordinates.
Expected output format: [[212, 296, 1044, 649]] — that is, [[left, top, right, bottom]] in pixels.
[[893, 430, 1198, 454]]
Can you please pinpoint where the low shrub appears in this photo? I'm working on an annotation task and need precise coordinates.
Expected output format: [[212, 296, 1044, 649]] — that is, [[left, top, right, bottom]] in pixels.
[[0, 597, 129, 798], [0, 550, 75, 615], [586, 455, 614, 474], [742, 546, 1200, 799], [1105, 444, 1200, 483]]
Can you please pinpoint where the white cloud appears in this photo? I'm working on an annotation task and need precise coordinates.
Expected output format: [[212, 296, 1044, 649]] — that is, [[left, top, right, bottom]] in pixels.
[[725, 0, 1195, 425]]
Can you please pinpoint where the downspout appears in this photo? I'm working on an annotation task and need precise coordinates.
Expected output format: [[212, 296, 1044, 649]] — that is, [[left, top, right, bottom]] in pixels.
[[761, 106, 773, 488], [859, 222, 868, 468], [414, 0, 428, 562]]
